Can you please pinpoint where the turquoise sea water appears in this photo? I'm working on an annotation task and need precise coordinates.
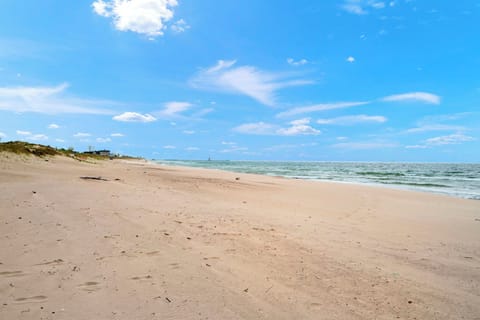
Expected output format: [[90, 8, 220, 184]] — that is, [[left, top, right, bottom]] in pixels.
[[155, 160, 480, 200]]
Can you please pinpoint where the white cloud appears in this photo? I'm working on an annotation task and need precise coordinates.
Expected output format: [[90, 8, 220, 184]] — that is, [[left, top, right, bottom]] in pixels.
[[382, 92, 441, 104], [276, 101, 368, 118], [289, 118, 311, 126], [341, 3, 368, 15], [0, 132, 6, 139], [346, 56, 355, 63], [73, 132, 91, 138], [113, 112, 156, 122], [29, 134, 48, 141], [233, 122, 277, 135], [163, 145, 176, 149], [405, 124, 465, 133], [55, 139, 65, 143], [287, 58, 308, 66], [341, 1, 387, 15], [157, 101, 192, 117], [0, 83, 115, 115], [182, 130, 195, 134], [333, 142, 397, 149], [221, 141, 236, 145], [92, 0, 179, 38], [371, 2, 386, 9], [96, 137, 112, 143], [171, 19, 190, 33], [190, 60, 312, 106], [48, 123, 60, 129], [406, 133, 475, 149], [277, 118, 321, 136], [425, 133, 474, 146], [192, 108, 214, 118], [220, 145, 248, 153], [16, 130, 48, 141], [317, 114, 387, 125], [111, 133, 125, 137], [185, 147, 199, 151], [233, 119, 320, 136]]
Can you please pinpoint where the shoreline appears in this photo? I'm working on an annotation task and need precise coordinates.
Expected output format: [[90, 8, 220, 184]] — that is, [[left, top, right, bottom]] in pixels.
[[153, 159, 480, 200], [1, 154, 479, 319]]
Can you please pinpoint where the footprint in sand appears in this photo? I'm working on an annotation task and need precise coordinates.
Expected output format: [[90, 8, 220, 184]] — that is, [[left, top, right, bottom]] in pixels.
[[130, 275, 152, 280], [169, 263, 180, 269], [13, 296, 48, 304], [0, 270, 24, 278], [78, 281, 101, 292]]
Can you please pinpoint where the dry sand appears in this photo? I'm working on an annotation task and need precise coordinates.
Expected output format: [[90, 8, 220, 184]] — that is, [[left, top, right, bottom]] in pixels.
[[1, 154, 479, 319]]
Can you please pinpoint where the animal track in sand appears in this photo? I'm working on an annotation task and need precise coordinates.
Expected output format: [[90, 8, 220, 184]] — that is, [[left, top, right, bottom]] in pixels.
[[0, 270, 24, 277], [78, 281, 101, 292], [130, 275, 152, 280], [35, 259, 64, 266], [14, 296, 48, 303]]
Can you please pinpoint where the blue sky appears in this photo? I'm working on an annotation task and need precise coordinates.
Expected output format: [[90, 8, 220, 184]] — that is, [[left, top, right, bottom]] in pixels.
[[0, 0, 479, 161]]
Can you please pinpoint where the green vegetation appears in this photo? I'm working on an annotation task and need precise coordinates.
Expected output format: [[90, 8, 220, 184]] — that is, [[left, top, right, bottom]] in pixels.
[[0, 141, 140, 161]]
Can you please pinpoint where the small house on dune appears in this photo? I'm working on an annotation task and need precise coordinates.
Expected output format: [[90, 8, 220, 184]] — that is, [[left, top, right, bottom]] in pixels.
[[83, 150, 111, 156]]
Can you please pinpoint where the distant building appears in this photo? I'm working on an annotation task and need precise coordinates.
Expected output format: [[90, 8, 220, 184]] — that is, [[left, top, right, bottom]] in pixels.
[[83, 149, 111, 156]]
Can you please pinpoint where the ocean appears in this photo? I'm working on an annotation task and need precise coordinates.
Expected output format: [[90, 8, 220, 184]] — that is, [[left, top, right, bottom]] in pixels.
[[155, 160, 480, 200]]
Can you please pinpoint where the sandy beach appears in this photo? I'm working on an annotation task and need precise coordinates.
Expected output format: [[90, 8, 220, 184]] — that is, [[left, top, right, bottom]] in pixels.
[[1, 154, 479, 320]]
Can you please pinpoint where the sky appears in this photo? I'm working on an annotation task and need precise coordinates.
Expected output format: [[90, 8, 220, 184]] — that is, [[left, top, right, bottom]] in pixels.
[[0, 0, 479, 162]]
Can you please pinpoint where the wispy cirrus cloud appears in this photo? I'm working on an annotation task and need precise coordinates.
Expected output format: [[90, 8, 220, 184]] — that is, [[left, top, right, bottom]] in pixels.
[[171, 19, 190, 33], [332, 141, 397, 150], [425, 133, 475, 146], [341, 0, 387, 15], [233, 122, 276, 135], [96, 137, 111, 143], [92, 0, 179, 38], [16, 130, 48, 141], [233, 118, 320, 136], [155, 101, 193, 117], [317, 114, 387, 125], [406, 133, 475, 149], [190, 60, 313, 106], [405, 124, 466, 133], [276, 101, 368, 118], [113, 112, 156, 122], [275, 91, 440, 119], [0, 83, 115, 115], [73, 132, 91, 138], [287, 58, 308, 66], [28, 134, 48, 141], [382, 92, 441, 104], [16, 130, 31, 136]]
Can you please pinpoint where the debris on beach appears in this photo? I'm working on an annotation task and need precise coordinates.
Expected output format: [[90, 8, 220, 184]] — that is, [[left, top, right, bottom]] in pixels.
[[80, 176, 108, 181]]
